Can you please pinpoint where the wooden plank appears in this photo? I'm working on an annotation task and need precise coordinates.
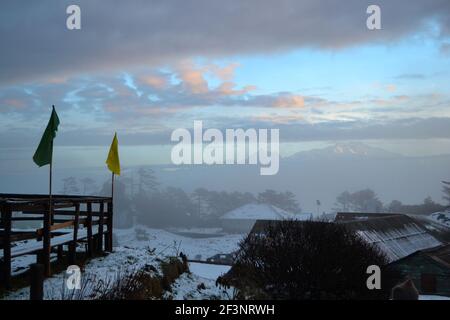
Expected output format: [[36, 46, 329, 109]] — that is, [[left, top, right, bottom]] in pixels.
[[10, 217, 43, 221], [52, 218, 75, 223], [58, 210, 107, 217], [11, 229, 93, 258], [22, 210, 108, 217], [10, 232, 39, 242], [0, 193, 111, 203], [54, 218, 87, 225], [10, 203, 76, 212], [36, 220, 74, 237], [8, 230, 68, 245]]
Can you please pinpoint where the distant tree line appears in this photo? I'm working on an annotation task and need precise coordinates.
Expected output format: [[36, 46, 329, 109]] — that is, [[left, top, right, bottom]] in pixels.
[[58, 168, 302, 228], [334, 180, 450, 215], [60, 173, 450, 227], [60, 176, 97, 195], [334, 189, 383, 213], [136, 187, 301, 228], [386, 196, 446, 215], [192, 188, 301, 219]]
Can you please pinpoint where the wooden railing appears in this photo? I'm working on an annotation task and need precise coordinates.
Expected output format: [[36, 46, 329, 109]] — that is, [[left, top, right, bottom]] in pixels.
[[0, 193, 113, 289]]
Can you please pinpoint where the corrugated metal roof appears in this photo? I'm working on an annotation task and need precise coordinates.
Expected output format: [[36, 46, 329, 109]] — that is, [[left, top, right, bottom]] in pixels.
[[421, 244, 450, 269], [388, 244, 450, 270], [408, 214, 450, 243], [341, 215, 442, 263]]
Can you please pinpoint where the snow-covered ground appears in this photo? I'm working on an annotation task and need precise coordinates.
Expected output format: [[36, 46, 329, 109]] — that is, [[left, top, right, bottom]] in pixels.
[[165, 272, 235, 300], [165, 227, 224, 235], [189, 262, 230, 279], [5, 244, 163, 300], [115, 227, 244, 261], [419, 295, 450, 300], [163, 262, 233, 300], [10, 226, 96, 276], [6, 226, 449, 301], [2, 226, 244, 300]]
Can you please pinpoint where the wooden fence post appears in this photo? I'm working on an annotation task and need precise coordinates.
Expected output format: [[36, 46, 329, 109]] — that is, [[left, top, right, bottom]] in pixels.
[[97, 202, 104, 252], [107, 200, 113, 252], [43, 202, 51, 277], [30, 263, 44, 300], [69, 203, 80, 265], [86, 202, 93, 257], [68, 242, 76, 265], [73, 203, 80, 243], [57, 245, 64, 261], [1, 204, 12, 289]]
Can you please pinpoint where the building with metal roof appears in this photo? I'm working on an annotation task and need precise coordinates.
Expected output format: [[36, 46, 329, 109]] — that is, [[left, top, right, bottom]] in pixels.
[[220, 203, 311, 233], [387, 244, 450, 296]]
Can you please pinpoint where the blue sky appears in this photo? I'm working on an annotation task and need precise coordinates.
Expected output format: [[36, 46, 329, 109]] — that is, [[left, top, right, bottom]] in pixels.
[[0, 0, 449, 161]]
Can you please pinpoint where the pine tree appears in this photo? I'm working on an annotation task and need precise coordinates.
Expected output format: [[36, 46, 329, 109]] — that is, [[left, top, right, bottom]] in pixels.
[[442, 181, 450, 205], [60, 177, 79, 195]]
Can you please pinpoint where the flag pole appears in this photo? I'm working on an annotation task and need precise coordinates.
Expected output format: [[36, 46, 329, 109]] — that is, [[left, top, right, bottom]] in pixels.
[[111, 172, 115, 199], [109, 171, 114, 251], [33, 104, 59, 277], [43, 141, 53, 277], [106, 132, 119, 251], [49, 140, 53, 224]]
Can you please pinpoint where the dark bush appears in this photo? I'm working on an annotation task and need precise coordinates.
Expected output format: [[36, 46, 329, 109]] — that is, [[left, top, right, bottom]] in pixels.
[[222, 220, 397, 300]]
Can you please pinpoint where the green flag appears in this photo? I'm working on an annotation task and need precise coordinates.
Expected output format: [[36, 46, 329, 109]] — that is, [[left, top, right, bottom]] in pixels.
[[33, 105, 60, 167]]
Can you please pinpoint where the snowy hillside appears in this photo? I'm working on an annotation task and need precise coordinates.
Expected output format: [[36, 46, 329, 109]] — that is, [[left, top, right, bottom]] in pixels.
[[3, 227, 243, 300]]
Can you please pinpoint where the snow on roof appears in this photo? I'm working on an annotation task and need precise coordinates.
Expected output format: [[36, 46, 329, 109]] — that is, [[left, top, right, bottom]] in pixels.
[[220, 203, 296, 220], [342, 215, 442, 263], [429, 210, 450, 227]]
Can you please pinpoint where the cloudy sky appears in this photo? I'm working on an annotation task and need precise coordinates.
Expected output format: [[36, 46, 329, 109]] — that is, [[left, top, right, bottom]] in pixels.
[[1, 0, 450, 164]]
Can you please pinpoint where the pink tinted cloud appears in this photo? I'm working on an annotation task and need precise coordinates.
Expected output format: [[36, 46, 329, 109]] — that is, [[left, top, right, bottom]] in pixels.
[[2, 98, 26, 110], [273, 94, 305, 108], [253, 112, 304, 124], [176, 61, 210, 94], [386, 84, 397, 92], [210, 63, 240, 81], [175, 61, 247, 95], [141, 74, 168, 89], [217, 82, 256, 96]]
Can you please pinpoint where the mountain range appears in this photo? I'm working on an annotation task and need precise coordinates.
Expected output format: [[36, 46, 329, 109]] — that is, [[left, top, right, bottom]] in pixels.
[[155, 142, 450, 212], [1, 142, 449, 213]]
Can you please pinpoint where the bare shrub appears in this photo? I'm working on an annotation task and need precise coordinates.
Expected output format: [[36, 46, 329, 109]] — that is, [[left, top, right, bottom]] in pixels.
[[220, 220, 398, 300]]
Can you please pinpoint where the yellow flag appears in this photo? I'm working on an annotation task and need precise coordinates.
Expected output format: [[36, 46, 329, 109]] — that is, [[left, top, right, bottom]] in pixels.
[[106, 133, 120, 175]]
